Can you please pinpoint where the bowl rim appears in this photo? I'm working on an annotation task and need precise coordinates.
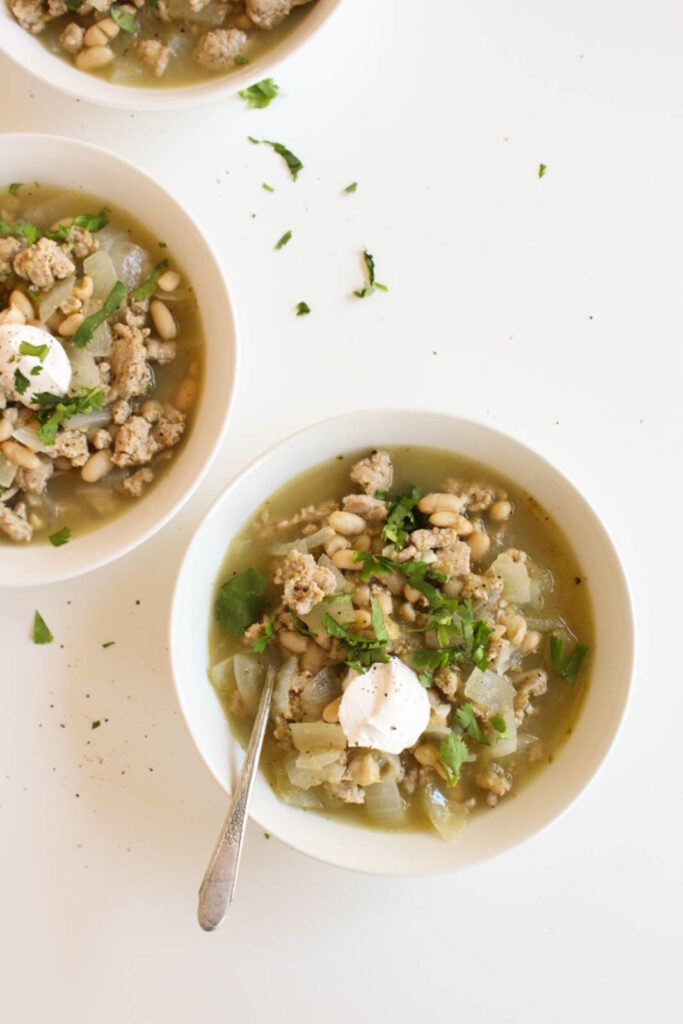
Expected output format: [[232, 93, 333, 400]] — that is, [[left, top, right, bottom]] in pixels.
[[0, 0, 343, 111], [169, 408, 636, 876], [0, 131, 239, 586]]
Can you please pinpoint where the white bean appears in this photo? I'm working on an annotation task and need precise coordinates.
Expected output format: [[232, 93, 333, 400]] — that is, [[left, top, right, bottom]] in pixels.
[[157, 270, 181, 292], [81, 450, 112, 483], [175, 377, 197, 412], [9, 290, 33, 318], [59, 312, 84, 337], [328, 510, 366, 535], [150, 299, 177, 339], [0, 306, 25, 325], [76, 46, 115, 70], [1, 439, 39, 470]]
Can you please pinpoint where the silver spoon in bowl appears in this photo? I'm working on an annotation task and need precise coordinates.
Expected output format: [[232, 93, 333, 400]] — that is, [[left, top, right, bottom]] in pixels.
[[198, 664, 275, 931]]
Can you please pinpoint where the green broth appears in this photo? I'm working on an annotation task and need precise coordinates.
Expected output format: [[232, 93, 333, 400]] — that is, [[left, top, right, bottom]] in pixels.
[[208, 447, 594, 838]]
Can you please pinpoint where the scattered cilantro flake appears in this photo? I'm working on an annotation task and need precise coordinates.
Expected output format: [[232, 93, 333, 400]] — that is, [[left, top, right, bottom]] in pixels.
[[28, 289, 39, 301], [71, 281, 127, 349], [538, 163, 547, 178], [32, 610, 53, 645], [19, 340, 49, 360], [252, 614, 276, 654], [352, 550, 395, 581], [264, 832, 270, 839], [17, 220, 38, 245], [370, 597, 389, 643], [490, 714, 508, 739], [102, 641, 116, 648], [14, 368, 29, 396], [353, 249, 387, 298], [239, 78, 279, 108], [439, 732, 469, 787], [64, 0, 81, 8], [215, 568, 267, 635], [289, 610, 318, 639], [235, 54, 250, 66], [323, 593, 352, 604], [343, 182, 358, 193], [322, 607, 389, 673], [251, 138, 303, 180], [110, 6, 138, 32], [8, 183, 22, 196], [454, 702, 489, 745], [30, 366, 43, 376], [131, 258, 169, 302], [262, 183, 274, 192], [381, 486, 422, 548], [48, 526, 70, 547], [247, 135, 260, 144], [91, 720, 101, 730], [550, 635, 588, 684], [275, 230, 292, 250], [35, 385, 104, 446], [158, 241, 167, 248], [295, 301, 310, 316]]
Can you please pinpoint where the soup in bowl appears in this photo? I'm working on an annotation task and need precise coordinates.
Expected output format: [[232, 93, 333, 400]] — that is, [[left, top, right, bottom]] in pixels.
[[0, 133, 236, 585], [171, 411, 634, 875]]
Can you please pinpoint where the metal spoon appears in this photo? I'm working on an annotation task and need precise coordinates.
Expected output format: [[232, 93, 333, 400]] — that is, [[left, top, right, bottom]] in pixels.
[[198, 664, 275, 931]]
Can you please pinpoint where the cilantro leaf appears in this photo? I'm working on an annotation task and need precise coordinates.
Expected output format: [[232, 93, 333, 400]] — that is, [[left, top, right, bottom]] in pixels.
[[71, 281, 127, 349], [550, 635, 588, 684], [19, 340, 49, 360], [215, 568, 267, 635], [110, 6, 138, 32], [352, 549, 395, 581], [253, 139, 303, 180], [102, 641, 115, 648], [235, 54, 250, 66], [35, 385, 104, 446], [131, 259, 169, 302], [381, 486, 422, 548], [32, 610, 53, 645], [72, 209, 109, 232], [322, 608, 389, 672], [275, 230, 292, 250], [353, 249, 388, 298], [439, 732, 469, 787], [343, 182, 358, 193], [370, 597, 389, 643], [8, 183, 22, 196], [409, 646, 463, 687], [323, 593, 352, 604], [14, 368, 29, 396], [239, 78, 279, 108], [92, 720, 101, 729], [48, 526, 70, 547], [538, 163, 547, 178], [252, 614, 275, 654], [454, 702, 489, 745], [490, 714, 508, 739], [262, 183, 274, 192], [295, 301, 310, 316]]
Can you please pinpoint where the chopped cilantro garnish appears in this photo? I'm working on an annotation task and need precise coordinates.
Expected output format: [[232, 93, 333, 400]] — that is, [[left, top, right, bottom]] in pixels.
[[275, 230, 292, 250], [381, 486, 422, 548], [48, 526, 70, 547], [71, 281, 127, 349], [490, 714, 508, 739], [239, 78, 279, 108], [31, 365, 43, 376], [353, 249, 387, 298], [19, 340, 49, 360], [343, 182, 358, 193], [352, 549, 395, 581], [251, 138, 303, 180], [102, 641, 116, 649], [439, 732, 469, 787], [262, 183, 274, 192], [538, 163, 547, 178], [14, 368, 29, 396], [322, 593, 352, 604], [409, 647, 463, 688], [295, 301, 310, 316], [252, 614, 276, 653], [158, 241, 167, 248], [91, 720, 101, 730], [110, 6, 138, 32], [8, 182, 22, 196], [215, 568, 267, 635], [550, 635, 588, 684], [454, 702, 489, 745], [28, 289, 39, 301], [235, 54, 250, 66], [35, 385, 104, 446], [64, 0, 81, 9], [322, 602, 389, 672], [32, 610, 53, 645], [131, 259, 169, 302]]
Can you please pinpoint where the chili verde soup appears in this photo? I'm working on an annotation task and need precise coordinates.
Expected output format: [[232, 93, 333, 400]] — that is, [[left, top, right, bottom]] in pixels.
[[208, 446, 593, 842], [8, 0, 318, 87], [0, 182, 203, 545]]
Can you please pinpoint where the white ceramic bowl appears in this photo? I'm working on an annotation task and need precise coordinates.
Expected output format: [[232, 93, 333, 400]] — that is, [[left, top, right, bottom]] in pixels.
[[0, 0, 341, 110], [170, 410, 634, 875], [0, 133, 237, 586]]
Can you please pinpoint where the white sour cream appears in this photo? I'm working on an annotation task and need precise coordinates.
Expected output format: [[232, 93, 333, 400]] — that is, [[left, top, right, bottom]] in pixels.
[[0, 323, 71, 407], [338, 657, 431, 755]]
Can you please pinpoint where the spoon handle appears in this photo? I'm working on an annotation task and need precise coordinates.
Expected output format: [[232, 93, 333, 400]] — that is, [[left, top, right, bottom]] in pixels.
[[198, 665, 275, 932]]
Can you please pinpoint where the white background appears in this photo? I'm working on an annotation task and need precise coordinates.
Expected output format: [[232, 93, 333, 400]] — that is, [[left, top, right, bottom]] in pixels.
[[1, 1, 681, 1020]]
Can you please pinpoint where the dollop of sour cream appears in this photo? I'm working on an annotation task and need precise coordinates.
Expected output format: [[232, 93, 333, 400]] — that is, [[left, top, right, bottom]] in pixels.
[[0, 323, 71, 407], [338, 657, 431, 755]]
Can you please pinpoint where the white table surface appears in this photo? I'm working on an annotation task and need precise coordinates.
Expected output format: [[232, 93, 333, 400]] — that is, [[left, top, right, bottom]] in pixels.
[[1, 1, 680, 1020]]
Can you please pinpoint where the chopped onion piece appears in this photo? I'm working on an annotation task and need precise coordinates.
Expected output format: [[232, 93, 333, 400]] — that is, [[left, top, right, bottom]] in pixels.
[[210, 657, 233, 694], [0, 453, 17, 488], [300, 667, 341, 722], [285, 753, 345, 790], [272, 655, 297, 719], [489, 552, 531, 604], [167, 0, 226, 24], [421, 782, 467, 841], [11, 423, 51, 453], [269, 526, 335, 556], [233, 652, 265, 714], [38, 275, 75, 323], [295, 749, 341, 771], [67, 345, 100, 390], [301, 593, 351, 636], [488, 708, 518, 757], [83, 250, 117, 302], [274, 776, 323, 809], [110, 241, 152, 290], [289, 721, 345, 753], [464, 666, 515, 714], [364, 777, 406, 827], [64, 410, 110, 432]]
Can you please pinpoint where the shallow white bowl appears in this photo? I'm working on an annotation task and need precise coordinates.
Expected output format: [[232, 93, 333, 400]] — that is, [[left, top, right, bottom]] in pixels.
[[0, 0, 341, 110], [0, 133, 237, 586], [170, 410, 634, 875]]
